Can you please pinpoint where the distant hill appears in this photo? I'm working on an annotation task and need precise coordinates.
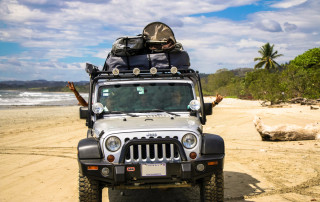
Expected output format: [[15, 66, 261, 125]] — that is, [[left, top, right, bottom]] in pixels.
[[0, 80, 89, 92]]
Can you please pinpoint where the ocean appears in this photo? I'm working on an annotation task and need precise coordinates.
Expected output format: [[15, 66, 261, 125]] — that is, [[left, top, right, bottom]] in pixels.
[[0, 90, 88, 106]]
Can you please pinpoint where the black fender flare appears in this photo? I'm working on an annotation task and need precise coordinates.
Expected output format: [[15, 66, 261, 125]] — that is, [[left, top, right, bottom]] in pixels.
[[201, 133, 225, 155], [77, 138, 103, 159]]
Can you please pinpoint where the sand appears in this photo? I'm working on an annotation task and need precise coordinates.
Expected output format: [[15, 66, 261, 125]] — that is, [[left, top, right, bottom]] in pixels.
[[0, 98, 319, 202]]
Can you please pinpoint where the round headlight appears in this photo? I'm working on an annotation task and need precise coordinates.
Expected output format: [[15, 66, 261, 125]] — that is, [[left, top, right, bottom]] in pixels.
[[182, 133, 197, 149], [106, 136, 121, 152], [92, 102, 104, 114], [189, 100, 200, 111]]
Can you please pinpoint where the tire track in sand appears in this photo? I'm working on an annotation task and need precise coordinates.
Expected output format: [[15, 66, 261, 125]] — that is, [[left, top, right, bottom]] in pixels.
[[0, 146, 77, 159]]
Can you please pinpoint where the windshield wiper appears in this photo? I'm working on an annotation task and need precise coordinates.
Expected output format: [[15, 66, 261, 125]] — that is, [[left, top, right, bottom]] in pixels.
[[146, 109, 180, 117], [103, 111, 138, 117]]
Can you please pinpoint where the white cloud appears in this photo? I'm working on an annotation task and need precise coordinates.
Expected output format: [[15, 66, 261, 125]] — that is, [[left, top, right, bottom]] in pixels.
[[94, 49, 110, 59], [0, 0, 319, 80], [284, 22, 298, 32], [236, 39, 264, 48], [270, 0, 307, 8], [254, 19, 283, 32]]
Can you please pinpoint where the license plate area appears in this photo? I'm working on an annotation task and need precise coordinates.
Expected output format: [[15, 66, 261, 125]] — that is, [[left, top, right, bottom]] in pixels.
[[141, 163, 166, 177]]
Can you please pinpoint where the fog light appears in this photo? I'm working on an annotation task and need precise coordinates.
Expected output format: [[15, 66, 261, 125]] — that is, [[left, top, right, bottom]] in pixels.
[[170, 66, 178, 74], [107, 155, 115, 162], [112, 68, 120, 76], [133, 68, 140, 75], [101, 167, 110, 177], [196, 163, 205, 172], [189, 152, 197, 159], [150, 67, 157, 75]]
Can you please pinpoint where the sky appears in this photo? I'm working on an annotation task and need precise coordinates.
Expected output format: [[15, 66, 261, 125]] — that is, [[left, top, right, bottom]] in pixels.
[[0, 0, 319, 81]]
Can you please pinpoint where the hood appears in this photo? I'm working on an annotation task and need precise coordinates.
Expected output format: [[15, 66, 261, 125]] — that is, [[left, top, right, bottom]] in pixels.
[[93, 114, 201, 135]]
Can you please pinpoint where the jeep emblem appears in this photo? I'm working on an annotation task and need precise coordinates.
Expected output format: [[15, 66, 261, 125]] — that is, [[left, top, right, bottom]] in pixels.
[[146, 133, 157, 138]]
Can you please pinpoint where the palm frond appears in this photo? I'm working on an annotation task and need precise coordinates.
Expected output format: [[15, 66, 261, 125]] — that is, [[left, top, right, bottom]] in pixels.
[[254, 61, 266, 69], [254, 57, 262, 61]]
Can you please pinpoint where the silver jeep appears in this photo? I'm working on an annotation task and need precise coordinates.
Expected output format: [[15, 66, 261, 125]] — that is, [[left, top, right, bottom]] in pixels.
[[78, 65, 225, 202]]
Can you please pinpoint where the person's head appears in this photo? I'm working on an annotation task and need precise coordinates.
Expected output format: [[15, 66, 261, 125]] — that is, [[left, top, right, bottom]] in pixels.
[[171, 91, 182, 105]]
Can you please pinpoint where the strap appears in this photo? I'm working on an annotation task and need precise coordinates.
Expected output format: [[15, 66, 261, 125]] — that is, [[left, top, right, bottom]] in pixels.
[[167, 52, 171, 68], [148, 54, 152, 69], [125, 38, 131, 70]]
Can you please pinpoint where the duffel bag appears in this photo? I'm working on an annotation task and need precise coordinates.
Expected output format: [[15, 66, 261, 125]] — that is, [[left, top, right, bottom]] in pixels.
[[104, 53, 149, 71], [111, 36, 144, 56], [104, 51, 190, 72]]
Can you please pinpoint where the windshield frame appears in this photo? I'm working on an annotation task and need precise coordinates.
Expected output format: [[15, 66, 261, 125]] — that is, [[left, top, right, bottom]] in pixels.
[[93, 79, 196, 115]]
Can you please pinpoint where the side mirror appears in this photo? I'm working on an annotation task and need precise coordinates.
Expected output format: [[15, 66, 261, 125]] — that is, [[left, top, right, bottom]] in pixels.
[[204, 103, 213, 115], [80, 107, 88, 119]]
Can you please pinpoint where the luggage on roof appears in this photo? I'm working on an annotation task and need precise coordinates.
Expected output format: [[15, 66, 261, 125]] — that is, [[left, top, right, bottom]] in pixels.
[[103, 22, 190, 72], [111, 36, 144, 57], [143, 22, 176, 53], [104, 51, 190, 71]]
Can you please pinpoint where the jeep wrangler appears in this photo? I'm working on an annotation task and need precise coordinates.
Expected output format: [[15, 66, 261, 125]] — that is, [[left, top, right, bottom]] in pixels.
[[78, 65, 225, 201]]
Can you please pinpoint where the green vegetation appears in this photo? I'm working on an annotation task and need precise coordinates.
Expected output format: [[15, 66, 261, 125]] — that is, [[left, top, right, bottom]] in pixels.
[[202, 47, 320, 104]]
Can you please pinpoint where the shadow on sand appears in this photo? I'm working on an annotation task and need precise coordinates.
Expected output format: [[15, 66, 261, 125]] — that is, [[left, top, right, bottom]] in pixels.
[[104, 171, 264, 202]]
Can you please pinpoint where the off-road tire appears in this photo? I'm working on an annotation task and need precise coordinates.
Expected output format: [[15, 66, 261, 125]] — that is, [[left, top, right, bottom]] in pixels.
[[79, 172, 102, 202], [200, 169, 224, 202]]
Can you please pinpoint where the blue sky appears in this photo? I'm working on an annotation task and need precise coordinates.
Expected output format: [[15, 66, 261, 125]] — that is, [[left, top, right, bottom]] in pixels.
[[0, 0, 319, 81]]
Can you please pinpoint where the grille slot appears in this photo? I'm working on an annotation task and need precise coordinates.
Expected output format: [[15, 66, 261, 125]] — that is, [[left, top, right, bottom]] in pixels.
[[124, 137, 181, 164]]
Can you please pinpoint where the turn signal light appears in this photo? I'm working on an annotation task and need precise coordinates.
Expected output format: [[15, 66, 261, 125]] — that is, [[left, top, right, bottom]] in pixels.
[[87, 165, 98, 170], [107, 155, 115, 162], [208, 161, 218, 166], [189, 152, 197, 159]]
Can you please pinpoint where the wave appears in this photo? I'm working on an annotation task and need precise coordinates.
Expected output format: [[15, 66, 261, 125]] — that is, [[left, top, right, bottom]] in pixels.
[[0, 90, 88, 106]]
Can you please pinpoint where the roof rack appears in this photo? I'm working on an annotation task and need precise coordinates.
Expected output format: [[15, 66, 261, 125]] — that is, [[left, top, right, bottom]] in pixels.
[[85, 63, 198, 80]]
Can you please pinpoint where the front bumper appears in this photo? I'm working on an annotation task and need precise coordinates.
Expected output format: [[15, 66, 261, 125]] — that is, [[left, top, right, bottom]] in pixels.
[[78, 153, 224, 187]]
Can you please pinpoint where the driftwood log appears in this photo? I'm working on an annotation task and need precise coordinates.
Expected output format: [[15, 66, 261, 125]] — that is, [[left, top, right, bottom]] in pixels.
[[253, 116, 320, 141]]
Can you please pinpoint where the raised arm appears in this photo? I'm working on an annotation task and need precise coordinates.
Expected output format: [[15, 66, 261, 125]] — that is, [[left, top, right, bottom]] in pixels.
[[212, 94, 223, 108], [67, 82, 88, 107]]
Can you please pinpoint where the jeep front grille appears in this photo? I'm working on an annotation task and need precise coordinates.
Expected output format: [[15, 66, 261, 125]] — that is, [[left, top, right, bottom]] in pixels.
[[120, 137, 186, 164]]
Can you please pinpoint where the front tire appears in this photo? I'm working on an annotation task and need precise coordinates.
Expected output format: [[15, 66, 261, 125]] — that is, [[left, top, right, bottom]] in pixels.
[[200, 169, 224, 202], [79, 172, 102, 202]]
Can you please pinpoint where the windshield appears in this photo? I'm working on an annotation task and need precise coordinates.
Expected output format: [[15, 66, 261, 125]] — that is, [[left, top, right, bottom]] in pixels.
[[97, 82, 194, 113]]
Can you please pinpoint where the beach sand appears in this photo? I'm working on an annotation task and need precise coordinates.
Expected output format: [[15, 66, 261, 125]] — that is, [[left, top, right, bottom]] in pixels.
[[0, 98, 319, 201]]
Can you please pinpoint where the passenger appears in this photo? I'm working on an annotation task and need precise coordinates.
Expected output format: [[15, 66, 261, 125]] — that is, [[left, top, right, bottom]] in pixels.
[[171, 91, 183, 106], [213, 94, 223, 107], [66, 82, 88, 107]]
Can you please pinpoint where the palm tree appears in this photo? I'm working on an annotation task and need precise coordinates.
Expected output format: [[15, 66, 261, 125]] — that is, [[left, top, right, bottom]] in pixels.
[[254, 43, 283, 70]]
